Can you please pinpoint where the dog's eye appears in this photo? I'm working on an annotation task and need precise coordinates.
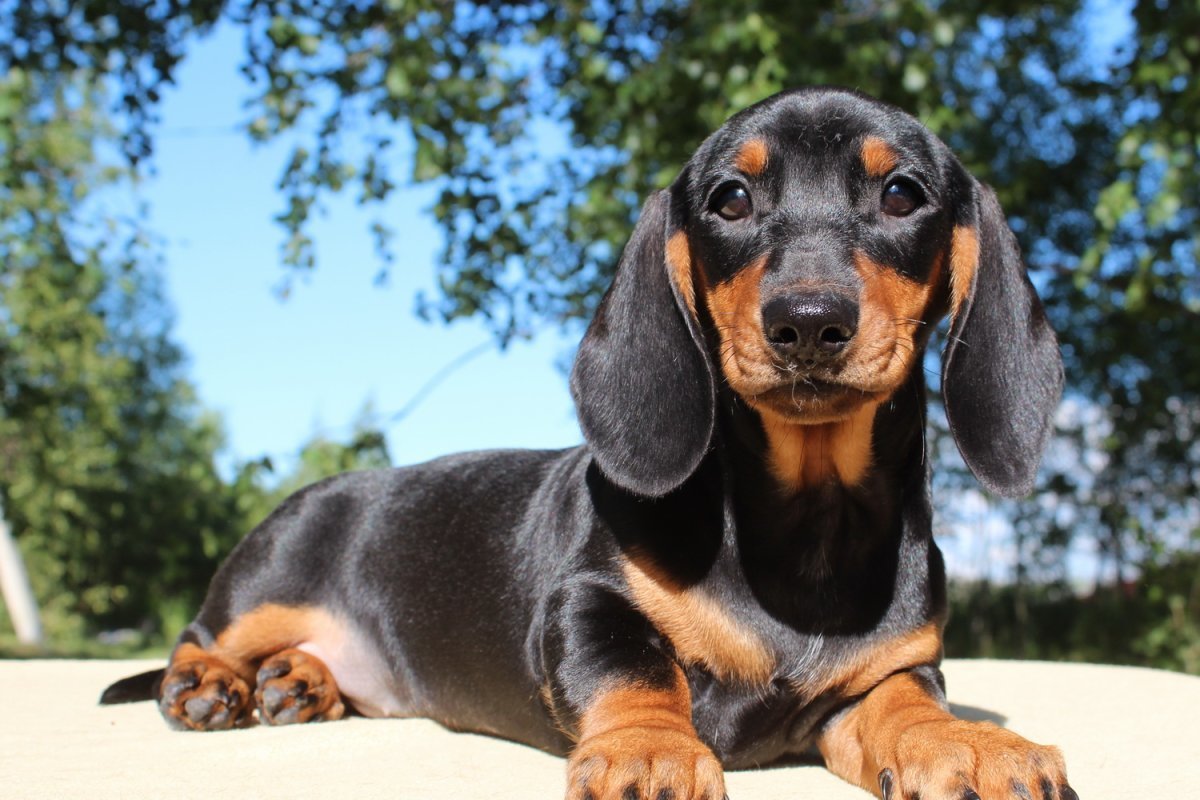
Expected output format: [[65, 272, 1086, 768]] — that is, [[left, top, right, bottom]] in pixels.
[[710, 184, 752, 221], [881, 179, 924, 217]]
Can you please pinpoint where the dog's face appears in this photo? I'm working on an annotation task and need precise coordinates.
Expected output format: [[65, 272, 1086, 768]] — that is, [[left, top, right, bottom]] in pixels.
[[670, 91, 972, 425], [573, 88, 1062, 500]]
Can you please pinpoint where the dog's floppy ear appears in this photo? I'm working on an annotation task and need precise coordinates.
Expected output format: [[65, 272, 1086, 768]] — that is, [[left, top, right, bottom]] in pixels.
[[570, 187, 716, 497], [941, 180, 1064, 498]]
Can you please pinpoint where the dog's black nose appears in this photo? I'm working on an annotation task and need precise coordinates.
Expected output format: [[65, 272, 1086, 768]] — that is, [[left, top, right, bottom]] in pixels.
[[762, 292, 858, 364]]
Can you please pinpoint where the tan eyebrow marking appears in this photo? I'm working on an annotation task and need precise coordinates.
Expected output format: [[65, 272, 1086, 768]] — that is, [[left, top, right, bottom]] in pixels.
[[861, 136, 898, 177], [734, 138, 769, 176]]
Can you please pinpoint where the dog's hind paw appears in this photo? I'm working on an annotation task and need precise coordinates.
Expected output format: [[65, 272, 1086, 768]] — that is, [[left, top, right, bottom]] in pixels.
[[254, 648, 345, 726], [159, 653, 252, 732]]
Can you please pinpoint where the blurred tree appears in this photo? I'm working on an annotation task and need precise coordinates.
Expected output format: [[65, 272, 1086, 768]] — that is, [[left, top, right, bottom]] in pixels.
[[0, 67, 245, 637]]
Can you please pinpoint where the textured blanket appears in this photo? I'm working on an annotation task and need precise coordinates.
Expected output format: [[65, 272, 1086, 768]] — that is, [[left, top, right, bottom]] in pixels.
[[4, 658, 1195, 799]]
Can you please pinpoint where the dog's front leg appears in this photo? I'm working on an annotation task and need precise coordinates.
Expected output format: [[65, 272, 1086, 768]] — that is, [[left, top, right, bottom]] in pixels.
[[543, 580, 726, 800], [817, 668, 1076, 800]]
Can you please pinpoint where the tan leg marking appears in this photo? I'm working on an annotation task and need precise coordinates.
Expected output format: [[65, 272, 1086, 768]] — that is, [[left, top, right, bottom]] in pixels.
[[161, 604, 346, 731], [159, 642, 253, 731], [255, 648, 346, 725]]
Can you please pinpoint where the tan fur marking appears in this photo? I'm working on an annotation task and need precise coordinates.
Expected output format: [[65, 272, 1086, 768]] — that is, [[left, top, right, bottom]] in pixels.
[[173, 641, 220, 666], [818, 671, 949, 793], [577, 667, 693, 740], [734, 137, 769, 176], [758, 401, 879, 491], [861, 136, 898, 177], [840, 252, 940, 402], [702, 256, 775, 396], [568, 667, 726, 800], [857, 253, 935, 326], [665, 230, 697, 316], [256, 648, 346, 724], [180, 604, 338, 683], [950, 225, 980, 319], [622, 554, 775, 685], [799, 626, 944, 787], [812, 623, 942, 699]]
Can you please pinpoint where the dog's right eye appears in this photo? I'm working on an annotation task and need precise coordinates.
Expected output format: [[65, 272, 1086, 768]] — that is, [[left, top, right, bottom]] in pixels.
[[881, 178, 924, 217], [710, 184, 752, 221]]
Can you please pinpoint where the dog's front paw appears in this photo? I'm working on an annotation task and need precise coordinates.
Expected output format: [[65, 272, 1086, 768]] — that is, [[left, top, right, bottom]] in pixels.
[[882, 719, 1077, 800], [159, 655, 252, 731], [566, 725, 725, 800], [255, 648, 345, 725]]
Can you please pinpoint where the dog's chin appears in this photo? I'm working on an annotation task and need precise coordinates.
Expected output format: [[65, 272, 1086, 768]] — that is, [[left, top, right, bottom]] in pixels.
[[749, 381, 879, 425]]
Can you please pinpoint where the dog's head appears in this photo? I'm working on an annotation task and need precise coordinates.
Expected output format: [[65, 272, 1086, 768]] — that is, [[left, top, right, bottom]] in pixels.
[[572, 88, 1062, 499]]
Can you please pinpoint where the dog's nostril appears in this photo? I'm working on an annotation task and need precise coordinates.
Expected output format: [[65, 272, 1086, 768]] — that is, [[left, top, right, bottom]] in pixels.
[[769, 325, 800, 346], [819, 325, 853, 347]]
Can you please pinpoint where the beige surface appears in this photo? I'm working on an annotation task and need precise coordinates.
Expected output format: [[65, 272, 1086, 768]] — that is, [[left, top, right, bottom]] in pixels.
[[2, 658, 1195, 799]]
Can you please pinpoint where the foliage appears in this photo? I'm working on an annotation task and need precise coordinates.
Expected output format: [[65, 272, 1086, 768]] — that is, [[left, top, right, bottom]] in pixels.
[[1040, 0, 1200, 589]]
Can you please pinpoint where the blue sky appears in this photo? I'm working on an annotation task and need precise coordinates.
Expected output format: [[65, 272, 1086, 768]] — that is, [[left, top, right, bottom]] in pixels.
[[145, 26, 583, 475]]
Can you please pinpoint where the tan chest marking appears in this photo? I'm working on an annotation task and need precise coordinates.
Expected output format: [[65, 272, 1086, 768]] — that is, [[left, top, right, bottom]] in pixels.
[[758, 401, 879, 491]]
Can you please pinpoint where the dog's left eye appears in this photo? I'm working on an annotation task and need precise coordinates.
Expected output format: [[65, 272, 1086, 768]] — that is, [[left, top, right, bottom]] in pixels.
[[881, 179, 924, 217], [710, 184, 752, 220]]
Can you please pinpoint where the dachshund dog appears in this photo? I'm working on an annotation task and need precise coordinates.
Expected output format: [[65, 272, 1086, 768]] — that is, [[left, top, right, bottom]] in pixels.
[[103, 87, 1074, 800]]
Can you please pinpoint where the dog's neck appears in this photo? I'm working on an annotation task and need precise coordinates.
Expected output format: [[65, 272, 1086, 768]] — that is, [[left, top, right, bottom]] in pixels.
[[722, 368, 928, 502], [711, 371, 934, 630], [752, 402, 882, 493]]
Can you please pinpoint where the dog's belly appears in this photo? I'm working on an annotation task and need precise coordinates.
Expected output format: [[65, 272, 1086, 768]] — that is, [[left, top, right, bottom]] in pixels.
[[296, 618, 413, 718]]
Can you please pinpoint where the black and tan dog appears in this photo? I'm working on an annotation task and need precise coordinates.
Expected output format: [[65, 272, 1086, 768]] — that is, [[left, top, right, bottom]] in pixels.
[[103, 87, 1074, 800]]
